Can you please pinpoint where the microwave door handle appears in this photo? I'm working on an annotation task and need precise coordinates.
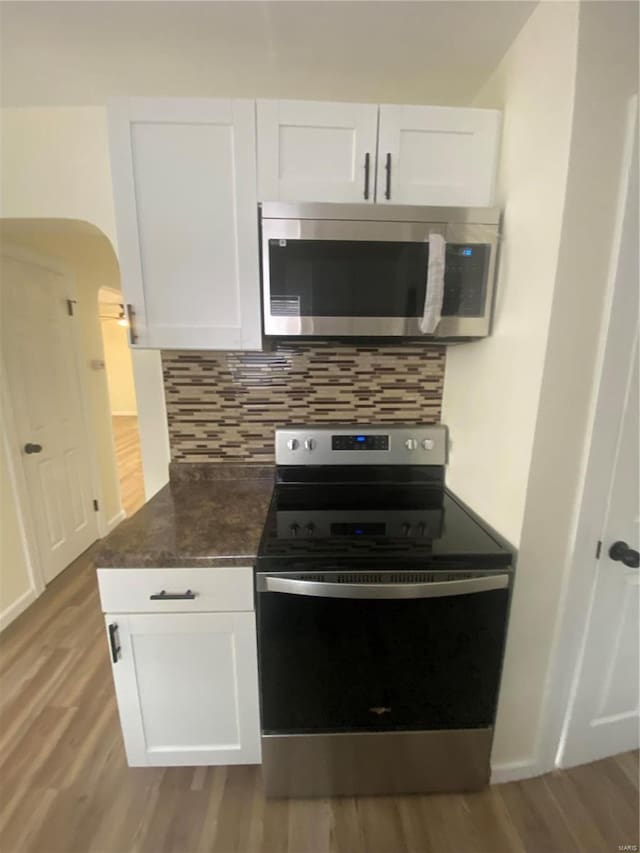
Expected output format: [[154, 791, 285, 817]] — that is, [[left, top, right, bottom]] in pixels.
[[258, 574, 509, 599], [363, 152, 371, 200]]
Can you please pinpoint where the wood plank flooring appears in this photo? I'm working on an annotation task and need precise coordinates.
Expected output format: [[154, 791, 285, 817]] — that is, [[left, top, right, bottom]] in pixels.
[[112, 415, 145, 517], [0, 544, 637, 853]]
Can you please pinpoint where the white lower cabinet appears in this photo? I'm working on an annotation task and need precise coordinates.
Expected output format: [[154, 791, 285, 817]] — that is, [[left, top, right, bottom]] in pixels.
[[105, 610, 261, 766]]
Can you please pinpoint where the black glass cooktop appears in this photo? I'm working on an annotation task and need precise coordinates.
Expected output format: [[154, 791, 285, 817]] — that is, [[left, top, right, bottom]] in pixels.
[[257, 473, 512, 570]]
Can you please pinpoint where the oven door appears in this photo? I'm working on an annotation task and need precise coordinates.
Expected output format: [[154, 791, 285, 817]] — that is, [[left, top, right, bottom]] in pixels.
[[256, 571, 511, 736], [261, 218, 498, 339]]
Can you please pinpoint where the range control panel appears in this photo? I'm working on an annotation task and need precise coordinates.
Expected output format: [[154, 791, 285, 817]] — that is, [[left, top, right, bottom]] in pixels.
[[275, 424, 448, 466], [331, 434, 390, 451]]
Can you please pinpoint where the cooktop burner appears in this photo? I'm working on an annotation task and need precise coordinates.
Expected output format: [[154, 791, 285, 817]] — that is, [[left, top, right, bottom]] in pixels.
[[256, 425, 512, 572], [258, 486, 510, 568]]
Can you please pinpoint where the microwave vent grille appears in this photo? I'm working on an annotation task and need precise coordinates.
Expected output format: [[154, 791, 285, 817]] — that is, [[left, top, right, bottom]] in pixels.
[[271, 296, 300, 317]]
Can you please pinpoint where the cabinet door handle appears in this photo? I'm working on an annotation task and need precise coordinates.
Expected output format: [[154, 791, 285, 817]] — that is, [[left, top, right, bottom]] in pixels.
[[149, 589, 197, 600], [363, 152, 371, 200], [384, 153, 392, 200], [108, 623, 121, 663], [126, 303, 138, 345]]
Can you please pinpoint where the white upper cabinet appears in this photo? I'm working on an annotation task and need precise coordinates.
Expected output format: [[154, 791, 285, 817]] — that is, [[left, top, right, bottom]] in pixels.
[[257, 100, 501, 208], [376, 105, 501, 207], [257, 100, 379, 203], [108, 98, 262, 350]]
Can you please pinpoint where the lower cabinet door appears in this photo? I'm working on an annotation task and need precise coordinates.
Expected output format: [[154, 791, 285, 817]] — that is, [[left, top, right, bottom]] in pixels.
[[105, 612, 261, 766]]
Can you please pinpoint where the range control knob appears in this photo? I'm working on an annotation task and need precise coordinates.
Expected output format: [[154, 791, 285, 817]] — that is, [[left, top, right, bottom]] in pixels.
[[418, 522, 426, 537], [401, 522, 412, 536], [405, 438, 418, 451], [286, 438, 299, 451], [304, 438, 316, 451], [305, 523, 315, 537], [289, 523, 299, 537], [422, 439, 435, 451]]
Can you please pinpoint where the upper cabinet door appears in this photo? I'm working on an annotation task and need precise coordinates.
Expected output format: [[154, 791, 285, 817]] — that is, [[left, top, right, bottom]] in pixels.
[[257, 100, 379, 203], [376, 105, 501, 207], [108, 98, 261, 350]]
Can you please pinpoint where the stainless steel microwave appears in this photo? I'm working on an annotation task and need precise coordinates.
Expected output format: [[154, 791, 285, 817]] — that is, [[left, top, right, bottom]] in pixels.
[[260, 202, 501, 340]]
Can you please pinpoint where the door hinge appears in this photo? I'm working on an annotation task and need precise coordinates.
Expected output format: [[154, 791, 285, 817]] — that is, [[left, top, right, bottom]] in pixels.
[[596, 540, 602, 559], [66, 298, 77, 317], [93, 499, 99, 512]]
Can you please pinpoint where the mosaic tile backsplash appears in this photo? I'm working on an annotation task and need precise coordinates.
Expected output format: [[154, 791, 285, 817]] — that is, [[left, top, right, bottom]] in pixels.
[[162, 344, 446, 463]]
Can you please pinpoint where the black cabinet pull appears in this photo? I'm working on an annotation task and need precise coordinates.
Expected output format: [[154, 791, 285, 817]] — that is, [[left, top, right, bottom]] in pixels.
[[24, 443, 43, 454], [363, 152, 371, 200], [149, 589, 197, 600], [126, 303, 138, 345], [108, 623, 121, 663], [384, 153, 392, 200]]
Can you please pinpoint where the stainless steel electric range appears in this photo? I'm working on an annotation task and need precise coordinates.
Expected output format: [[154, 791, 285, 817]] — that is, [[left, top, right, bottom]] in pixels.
[[255, 424, 514, 798]]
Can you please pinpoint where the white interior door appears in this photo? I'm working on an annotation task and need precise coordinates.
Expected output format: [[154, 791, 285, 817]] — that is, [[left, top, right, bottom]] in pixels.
[[559, 117, 639, 767], [107, 612, 261, 766], [257, 99, 379, 203], [376, 104, 501, 206], [1, 249, 99, 584]]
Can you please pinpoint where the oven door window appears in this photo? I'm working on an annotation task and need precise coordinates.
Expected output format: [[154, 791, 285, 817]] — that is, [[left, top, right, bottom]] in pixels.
[[258, 585, 509, 734], [268, 240, 490, 319]]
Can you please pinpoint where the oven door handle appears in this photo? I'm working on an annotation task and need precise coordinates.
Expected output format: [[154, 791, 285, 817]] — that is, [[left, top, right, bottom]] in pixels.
[[257, 574, 509, 599]]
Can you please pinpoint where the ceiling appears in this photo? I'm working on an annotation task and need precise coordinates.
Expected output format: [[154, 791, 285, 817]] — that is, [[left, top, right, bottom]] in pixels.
[[0, 1, 537, 107]]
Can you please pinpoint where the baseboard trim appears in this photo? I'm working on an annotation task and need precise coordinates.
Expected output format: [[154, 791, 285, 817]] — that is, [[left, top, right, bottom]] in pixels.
[[0, 586, 38, 632], [100, 509, 126, 538], [490, 757, 548, 785]]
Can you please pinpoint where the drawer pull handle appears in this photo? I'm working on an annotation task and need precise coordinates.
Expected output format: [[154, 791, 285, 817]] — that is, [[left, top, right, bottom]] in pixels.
[[149, 589, 197, 600]]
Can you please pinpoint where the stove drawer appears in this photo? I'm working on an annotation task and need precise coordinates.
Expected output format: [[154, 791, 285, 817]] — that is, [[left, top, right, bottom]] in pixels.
[[97, 567, 254, 614]]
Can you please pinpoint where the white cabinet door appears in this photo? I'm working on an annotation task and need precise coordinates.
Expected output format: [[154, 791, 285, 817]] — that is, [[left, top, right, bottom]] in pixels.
[[106, 612, 261, 766], [377, 105, 501, 206], [108, 98, 261, 350], [257, 99, 379, 203]]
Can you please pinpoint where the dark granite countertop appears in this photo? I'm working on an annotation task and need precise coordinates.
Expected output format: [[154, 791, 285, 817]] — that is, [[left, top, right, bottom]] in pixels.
[[94, 465, 274, 569]]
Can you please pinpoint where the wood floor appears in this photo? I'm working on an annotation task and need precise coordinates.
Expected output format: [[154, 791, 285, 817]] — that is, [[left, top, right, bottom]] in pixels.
[[0, 543, 637, 853], [112, 415, 145, 517]]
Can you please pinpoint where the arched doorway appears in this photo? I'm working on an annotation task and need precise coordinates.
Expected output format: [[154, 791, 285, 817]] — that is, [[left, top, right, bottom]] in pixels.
[[0, 219, 129, 624]]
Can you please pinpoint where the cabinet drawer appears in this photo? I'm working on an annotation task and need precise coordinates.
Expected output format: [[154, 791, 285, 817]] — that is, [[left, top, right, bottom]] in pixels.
[[97, 567, 254, 613]]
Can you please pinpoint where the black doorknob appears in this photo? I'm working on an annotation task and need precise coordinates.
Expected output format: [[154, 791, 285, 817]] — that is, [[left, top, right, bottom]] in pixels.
[[24, 443, 43, 455], [608, 540, 640, 568]]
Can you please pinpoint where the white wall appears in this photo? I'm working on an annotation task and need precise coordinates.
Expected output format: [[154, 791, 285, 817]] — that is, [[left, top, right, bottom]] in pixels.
[[0, 107, 118, 245], [0, 107, 170, 504], [100, 308, 138, 415], [442, 2, 579, 547], [443, 0, 639, 774], [511, 1, 639, 771]]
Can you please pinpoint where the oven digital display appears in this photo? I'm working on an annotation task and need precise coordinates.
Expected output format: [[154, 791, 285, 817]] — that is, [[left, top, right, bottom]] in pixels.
[[331, 434, 389, 451], [331, 522, 386, 536]]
